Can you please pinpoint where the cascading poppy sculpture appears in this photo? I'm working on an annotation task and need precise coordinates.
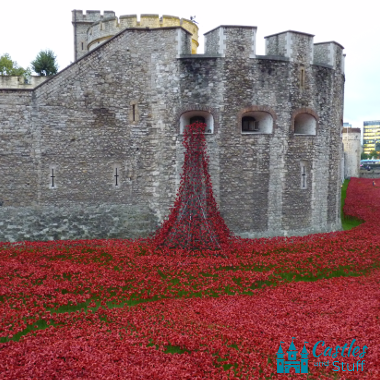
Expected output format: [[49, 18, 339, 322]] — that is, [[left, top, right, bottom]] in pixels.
[[153, 122, 231, 251]]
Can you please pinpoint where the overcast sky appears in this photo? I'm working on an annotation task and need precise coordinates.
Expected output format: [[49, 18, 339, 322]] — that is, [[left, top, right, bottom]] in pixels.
[[1, 0, 378, 131]]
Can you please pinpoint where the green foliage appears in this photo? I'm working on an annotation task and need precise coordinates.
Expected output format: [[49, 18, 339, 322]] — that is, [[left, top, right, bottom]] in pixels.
[[361, 152, 369, 160], [31, 50, 58, 76], [369, 150, 379, 159], [0, 53, 29, 76], [341, 179, 363, 231]]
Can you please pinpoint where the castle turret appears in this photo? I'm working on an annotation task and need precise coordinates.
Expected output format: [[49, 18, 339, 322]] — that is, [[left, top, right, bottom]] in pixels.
[[287, 337, 298, 360], [72, 11, 199, 61], [300, 342, 309, 374], [277, 342, 285, 373], [72, 10, 116, 61], [342, 128, 361, 178]]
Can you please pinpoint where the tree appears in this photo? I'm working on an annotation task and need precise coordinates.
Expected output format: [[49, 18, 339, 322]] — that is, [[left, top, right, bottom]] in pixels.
[[369, 150, 379, 159], [0, 53, 29, 76], [31, 50, 58, 76], [361, 152, 369, 160]]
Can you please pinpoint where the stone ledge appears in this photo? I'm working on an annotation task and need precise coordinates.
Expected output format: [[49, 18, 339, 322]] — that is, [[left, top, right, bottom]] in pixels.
[[255, 55, 290, 62], [178, 54, 223, 59]]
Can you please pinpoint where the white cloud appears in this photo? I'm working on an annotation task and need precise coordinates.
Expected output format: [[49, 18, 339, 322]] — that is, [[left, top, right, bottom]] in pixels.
[[1, 0, 378, 124]]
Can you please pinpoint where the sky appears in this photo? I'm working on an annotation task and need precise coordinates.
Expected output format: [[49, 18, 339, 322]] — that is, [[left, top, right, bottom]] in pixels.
[[1, 0, 378, 132]]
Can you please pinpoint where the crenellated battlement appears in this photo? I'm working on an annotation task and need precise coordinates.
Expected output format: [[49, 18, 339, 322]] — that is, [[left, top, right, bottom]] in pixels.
[[204, 26, 344, 71], [72, 10, 116, 23], [265, 31, 344, 69], [73, 11, 199, 60], [313, 41, 345, 71], [0, 75, 48, 89], [265, 30, 315, 64], [204, 26, 257, 58], [264, 31, 344, 70], [73, 11, 344, 73]]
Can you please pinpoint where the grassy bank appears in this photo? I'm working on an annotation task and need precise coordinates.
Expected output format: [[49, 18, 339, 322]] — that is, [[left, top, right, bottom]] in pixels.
[[341, 178, 363, 230]]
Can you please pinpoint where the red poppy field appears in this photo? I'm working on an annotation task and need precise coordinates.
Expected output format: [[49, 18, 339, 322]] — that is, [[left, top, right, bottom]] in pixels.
[[1, 177, 380, 379]]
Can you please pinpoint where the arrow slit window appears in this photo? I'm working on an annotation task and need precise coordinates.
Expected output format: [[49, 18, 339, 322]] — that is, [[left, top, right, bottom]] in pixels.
[[113, 164, 122, 188], [301, 162, 307, 189], [49, 166, 57, 189]]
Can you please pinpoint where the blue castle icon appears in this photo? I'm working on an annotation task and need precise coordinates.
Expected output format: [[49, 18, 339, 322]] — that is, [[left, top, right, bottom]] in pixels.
[[277, 338, 308, 374]]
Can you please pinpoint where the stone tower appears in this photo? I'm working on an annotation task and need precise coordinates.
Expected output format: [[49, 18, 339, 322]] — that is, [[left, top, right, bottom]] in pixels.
[[277, 342, 285, 373], [300, 343, 309, 374], [342, 127, 361, 178], [72, 11, 199, 60]]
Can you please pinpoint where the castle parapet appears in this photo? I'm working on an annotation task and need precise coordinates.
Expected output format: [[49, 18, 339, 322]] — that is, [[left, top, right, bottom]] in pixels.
[[72, 10, 116, 23], [161, 15, 180, 26], [204, 26, 257, 58], [140, 14, 160, 28], [342, 128, 361, 134], [0, 75, 48, 89], [265, 30, 314, 65], [119, 15, 138, 28], [313, 41, 345, 72], [73, 12, 344, 70]]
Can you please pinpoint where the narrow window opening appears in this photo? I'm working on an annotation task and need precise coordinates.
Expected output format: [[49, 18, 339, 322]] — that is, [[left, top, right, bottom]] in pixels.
[[301, 164, 307, 189], [300, 68, 305, 90], [242, 116, 258, 132], [114, 167, 119, 187], [132, 104, 136, 121], [51, 168, 55, 188], [81, 42, 84, 50]]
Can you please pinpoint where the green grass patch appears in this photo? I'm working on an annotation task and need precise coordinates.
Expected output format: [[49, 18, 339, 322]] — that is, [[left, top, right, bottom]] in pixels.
[[341, 179, 364, 230], [277, 266, 365, 283]]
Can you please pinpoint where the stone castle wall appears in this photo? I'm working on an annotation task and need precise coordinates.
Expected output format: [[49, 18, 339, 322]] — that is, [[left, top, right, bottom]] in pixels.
[[0, 76, 48, 89], [0, 19, 345, 242]]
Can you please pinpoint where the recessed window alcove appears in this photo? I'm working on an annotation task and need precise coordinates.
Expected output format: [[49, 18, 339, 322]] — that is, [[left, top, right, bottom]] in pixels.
[[241, 111, 273, 134], [293, 110, 317, 136], [238, 106, 276, 135], [179, 111, 214, 134]]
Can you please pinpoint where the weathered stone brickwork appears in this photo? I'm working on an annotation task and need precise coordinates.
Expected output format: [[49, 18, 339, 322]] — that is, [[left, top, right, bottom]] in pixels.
[[0, 205, 156, 242], [0, 11, 345, 242]]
